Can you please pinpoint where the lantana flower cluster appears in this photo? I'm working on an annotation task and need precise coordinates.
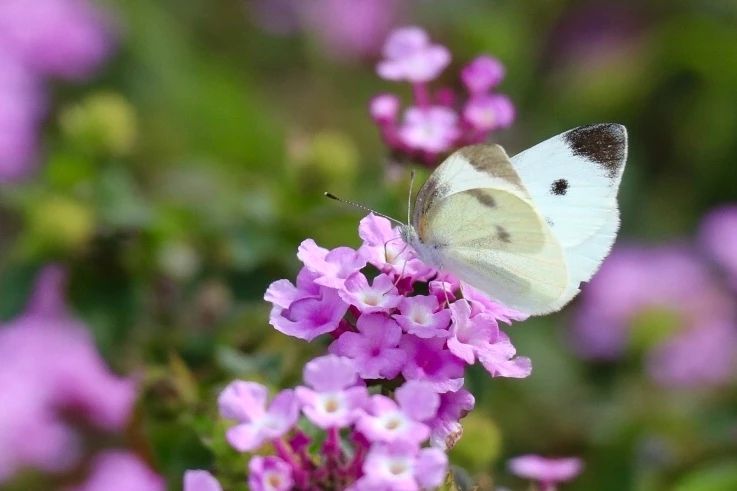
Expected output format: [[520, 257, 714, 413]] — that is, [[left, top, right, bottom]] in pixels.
[[370, 26, 514, 166], [197, 214, 532, 490]]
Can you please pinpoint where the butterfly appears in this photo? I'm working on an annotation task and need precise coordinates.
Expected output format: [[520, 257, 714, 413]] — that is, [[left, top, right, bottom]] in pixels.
[[399, 123, 628, 316]]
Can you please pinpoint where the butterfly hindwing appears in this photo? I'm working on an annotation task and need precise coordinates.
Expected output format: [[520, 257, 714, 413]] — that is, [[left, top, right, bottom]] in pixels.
[[418, 187, 569, 315], [510, 123, 627, 248]]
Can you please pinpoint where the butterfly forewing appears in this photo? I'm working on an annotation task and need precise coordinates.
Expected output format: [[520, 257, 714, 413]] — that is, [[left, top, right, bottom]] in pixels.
[[510, 124, 627, 248]]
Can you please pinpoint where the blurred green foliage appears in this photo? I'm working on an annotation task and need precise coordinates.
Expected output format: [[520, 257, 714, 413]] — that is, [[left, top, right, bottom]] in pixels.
[[1, 0, 737, 489]]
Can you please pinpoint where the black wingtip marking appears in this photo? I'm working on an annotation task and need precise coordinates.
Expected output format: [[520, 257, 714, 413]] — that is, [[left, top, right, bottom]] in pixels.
[[551, 178, 568, 196], [564, 123, 627, 178]]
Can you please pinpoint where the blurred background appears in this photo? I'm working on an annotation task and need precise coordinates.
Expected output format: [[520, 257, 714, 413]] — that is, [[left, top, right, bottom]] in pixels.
[[1, 0, 737, 490]]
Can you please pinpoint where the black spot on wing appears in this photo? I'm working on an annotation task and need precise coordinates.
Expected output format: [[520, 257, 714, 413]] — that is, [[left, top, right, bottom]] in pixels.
[[551, 179, 568, 196], [564, 123, 627, 178]]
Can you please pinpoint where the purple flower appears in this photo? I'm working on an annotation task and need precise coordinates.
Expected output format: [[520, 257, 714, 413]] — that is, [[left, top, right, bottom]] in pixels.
[[370, 93, 400, 124], [508, 455, 583, 489], [447, 300, 498, 363], [351, 442, 448, 491], [0, 0, 113, 80], [356, 381, 437, 445], [68, 451, 164, 491], [296, 355, 369, 429], [297, 239, 367, 289], [462, 283, 529, 324], [266, 266, 348, 341], [330, 313, 407, 380], [184, 470, 222, 491], [462, 94, 515, 133], [428, 388, 475, 449], [377, 26, 450, 83], [461, 55, 505, 94], [357, 214, 432, 281], [248, 456, 294, 491], [648, 322, 737, 388], [218, 382, 299, 452], [572, 245, 737, 387], [0, 266, 136, 482], [0, 50, 44, 183], [340, 273, 402, 314], [398, 106, 460, 155], [400, 336, 464, 393], [394, 295, 451, 338], [700, 205, 737, 289]]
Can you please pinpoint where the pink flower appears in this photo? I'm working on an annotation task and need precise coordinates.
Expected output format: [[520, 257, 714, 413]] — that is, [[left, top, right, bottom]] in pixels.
[[376, 26, 450, 83], [398, 106, 460, 154], [400, 336, 464, 393], [370, 93, 400, 124], [394, 295, 451, 338], [183, 470, 222, 491], [461, 55, 505, 94], [330, 313, 407, 380], [428, 388, 475, 449], [297, 239, 367, 290], [218, 382, 299, 452], [447, 300, 498, 363], [68, 451, 164, 491], [351, 442, 448, 491], [296, 355, 369, 429], [340, 273, 402, 314], [508, 455, 583, 489], [356, 381, 438, 445], [700, 205, 737, 289], [0, 266, 136, 482], [248, 456, 294, 491], [357, 214, 432, 281], [266, 267, 348, 341], [0, 0, 113, 80], [462, 94, 515, 133], [0, 49, 45, 183]]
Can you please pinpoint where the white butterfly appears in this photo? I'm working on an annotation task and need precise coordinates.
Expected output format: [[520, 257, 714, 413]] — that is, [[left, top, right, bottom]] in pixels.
[[399, 123, 628, 316]]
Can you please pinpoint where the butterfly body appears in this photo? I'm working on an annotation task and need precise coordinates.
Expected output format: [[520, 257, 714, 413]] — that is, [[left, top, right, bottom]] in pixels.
[[405, 123, 628, 316]]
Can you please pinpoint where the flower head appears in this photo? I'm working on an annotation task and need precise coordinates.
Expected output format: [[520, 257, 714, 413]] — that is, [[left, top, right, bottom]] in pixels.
[[248, 456, 294, 491], [377, 26, 450, 83], [352, 442, 448, 491], [69, 451, 164, 491], [184, 470, 222, 491], [461, 55, 505, 94], [508, 455, 583, 488], [218, 382, 299, 452], [296, 355, 369, 429]]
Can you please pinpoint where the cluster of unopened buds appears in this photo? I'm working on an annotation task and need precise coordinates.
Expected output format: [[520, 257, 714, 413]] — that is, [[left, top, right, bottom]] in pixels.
[[370, 26, 515, 166], [189, 214, 535, 490]]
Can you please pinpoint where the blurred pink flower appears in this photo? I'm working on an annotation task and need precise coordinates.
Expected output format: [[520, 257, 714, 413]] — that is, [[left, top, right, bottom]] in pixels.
[[377, 26, 450, 83], [247, 0, 401, 60], [248, 456, 294, 491], [69, 451, 164, 491], [184, 470, 222, 491], [0, 50, 44, 183], [461, 55, 505, 94], [572, 245, 737, 387], [508, 455, 583, 490], [352, 441, 447, 491], [397, 105, 461, 154], [0, 266, 137, 482], [0, 0, 113, 80], [700, 205, 737, 289]]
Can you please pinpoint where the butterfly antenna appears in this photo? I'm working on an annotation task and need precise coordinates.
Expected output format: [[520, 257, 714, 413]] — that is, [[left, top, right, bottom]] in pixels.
[[407, 169, 415, 225], [324, 192, 404, 226]]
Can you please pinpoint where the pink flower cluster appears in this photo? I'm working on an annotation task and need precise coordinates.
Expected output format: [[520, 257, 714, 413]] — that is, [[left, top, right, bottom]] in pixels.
[[573, 205, 737, 388], [0, 266, 161, 489], [370, 26, 515, 166], [0, 0, 113, 183], [508, 455, 583, 491], [191, 214, 533, 489]]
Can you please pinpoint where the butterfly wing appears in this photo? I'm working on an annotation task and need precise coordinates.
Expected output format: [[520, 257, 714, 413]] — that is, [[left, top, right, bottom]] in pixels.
[[412, 146, 568, 315], [510, 123, 627, 309], [510, 123, 627, 248]]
